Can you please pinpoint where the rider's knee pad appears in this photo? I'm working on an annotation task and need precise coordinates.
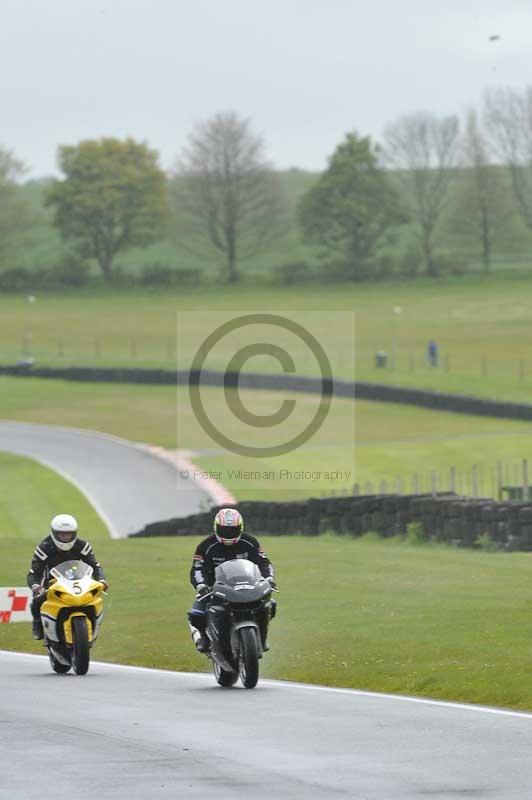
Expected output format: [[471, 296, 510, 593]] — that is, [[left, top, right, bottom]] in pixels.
[[187, 607, 206, 625]]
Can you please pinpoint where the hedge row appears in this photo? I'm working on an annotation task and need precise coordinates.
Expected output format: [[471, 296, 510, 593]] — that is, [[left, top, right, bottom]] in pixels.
[[130, 493, 532, 551], [3, 364, 532, 422]]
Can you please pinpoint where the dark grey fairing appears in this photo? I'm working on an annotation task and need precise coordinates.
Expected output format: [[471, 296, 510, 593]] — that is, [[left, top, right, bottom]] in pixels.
[[212, 559, 272, 604], [206, 559, 273, 673]]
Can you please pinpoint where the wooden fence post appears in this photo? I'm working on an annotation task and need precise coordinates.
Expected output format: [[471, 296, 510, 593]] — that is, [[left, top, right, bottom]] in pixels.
[[471, 464, 479, 498], [449, 466, 456, 493], [496, 461, 503, 500]]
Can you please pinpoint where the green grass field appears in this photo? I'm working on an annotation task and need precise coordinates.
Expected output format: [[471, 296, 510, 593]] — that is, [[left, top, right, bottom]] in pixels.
[[2, 377, 532, 499], [3, 452, 532, 710], [4, 273, 532, 402]]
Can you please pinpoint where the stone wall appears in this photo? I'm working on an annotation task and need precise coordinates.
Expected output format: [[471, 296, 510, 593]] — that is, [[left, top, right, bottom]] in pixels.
[[130, 493, 532, 551]]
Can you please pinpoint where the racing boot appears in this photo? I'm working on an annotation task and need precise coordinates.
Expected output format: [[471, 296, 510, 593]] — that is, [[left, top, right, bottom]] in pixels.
[[191, 627, 210, 654], [32, 618, 44, 640]]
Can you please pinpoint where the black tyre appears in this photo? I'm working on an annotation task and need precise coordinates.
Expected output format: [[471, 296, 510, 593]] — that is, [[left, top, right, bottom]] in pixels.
[[48, 648, 70, 674], [238, 627, 259, 689], [71, 616, 90, 675], [213, 661, 239, 687]]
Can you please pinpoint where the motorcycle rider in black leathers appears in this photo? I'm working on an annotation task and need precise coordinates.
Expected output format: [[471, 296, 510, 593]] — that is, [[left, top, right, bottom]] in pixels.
[[187, 508, 276, 653], [27, 513, 107, 640]]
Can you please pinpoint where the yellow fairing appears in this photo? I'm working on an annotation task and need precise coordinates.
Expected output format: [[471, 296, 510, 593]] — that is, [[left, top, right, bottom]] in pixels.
[[64, 613, 93, 644], [41, 580, 104, 643]]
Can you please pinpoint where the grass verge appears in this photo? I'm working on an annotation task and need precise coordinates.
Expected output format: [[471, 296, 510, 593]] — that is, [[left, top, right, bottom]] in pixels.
[[2, 453, 532, 710], [5, 272, 532, 401], [2, 377, 532, 498]]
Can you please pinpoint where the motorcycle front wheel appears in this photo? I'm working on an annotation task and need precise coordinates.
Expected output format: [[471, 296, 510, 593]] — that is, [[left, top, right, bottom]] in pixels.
[[238, 627, 259, 689], [71, 616, 90, 675], [213, 661, 239, 687]]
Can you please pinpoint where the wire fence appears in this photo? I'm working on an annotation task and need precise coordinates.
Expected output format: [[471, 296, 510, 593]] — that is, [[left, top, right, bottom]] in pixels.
[[5, 333, 532, 385], [321, 459, 532, 501]]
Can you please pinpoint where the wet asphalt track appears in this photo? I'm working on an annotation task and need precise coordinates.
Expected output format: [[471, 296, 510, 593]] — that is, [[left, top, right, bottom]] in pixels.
[[1, 650, 531, 800], [0, 421, 208, 537]]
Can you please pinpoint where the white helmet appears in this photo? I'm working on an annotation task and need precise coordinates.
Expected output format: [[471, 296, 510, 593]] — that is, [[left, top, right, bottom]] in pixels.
[[50, 514, 78, 551]]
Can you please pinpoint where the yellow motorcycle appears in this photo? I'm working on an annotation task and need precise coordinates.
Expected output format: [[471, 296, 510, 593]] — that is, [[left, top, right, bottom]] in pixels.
[[40, 560, 105, 675]]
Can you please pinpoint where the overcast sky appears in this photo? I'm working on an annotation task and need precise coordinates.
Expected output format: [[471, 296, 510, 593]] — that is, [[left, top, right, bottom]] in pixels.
[[2, 0, 531, 178]]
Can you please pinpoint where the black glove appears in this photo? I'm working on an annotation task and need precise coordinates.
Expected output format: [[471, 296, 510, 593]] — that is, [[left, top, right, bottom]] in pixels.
[[196, 583, 210, 597], [31, 583, 45, 597]]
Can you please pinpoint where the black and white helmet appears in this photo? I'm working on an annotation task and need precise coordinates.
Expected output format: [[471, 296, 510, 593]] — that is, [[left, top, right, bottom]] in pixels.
[[50, 514, 78, 552]]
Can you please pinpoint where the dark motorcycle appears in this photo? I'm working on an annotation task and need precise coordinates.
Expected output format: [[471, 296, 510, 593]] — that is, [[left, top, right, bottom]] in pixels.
[[204, 559, 275, 689]]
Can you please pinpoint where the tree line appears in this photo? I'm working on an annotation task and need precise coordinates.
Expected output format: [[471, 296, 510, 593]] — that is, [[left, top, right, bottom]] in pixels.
[[1, 87, 532, 286]]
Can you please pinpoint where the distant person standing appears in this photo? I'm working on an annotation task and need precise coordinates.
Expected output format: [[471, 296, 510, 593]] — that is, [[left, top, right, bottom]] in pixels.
[[427, 340, 439, 367]]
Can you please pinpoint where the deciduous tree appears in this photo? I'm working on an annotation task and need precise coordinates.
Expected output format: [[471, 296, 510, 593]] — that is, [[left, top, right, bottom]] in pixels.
[[452, 109, 512, 272], [174, 112, 287, 283], [0, 147, 30, 266], [45, 138, 168, 281], [484, 86, 532, 234], [383, 112, 460, 276], [298, 132, 405, 278]]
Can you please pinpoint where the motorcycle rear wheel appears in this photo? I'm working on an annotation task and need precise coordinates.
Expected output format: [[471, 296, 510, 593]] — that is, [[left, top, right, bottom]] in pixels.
[[213, 661, 238, 687], [72, 616, 90, 675], [238, 627, 259, 689]]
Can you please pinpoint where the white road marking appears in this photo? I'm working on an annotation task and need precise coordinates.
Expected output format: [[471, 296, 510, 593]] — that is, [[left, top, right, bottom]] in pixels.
[[3, 649, 532, 721]]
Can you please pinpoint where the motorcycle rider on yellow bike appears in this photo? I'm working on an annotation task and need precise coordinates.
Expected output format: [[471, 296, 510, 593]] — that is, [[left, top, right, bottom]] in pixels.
[[27, 514, 108, 640]]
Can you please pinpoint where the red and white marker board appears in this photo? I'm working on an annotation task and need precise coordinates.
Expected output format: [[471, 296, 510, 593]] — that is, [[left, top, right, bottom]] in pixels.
[[0, 588, 32, 622]]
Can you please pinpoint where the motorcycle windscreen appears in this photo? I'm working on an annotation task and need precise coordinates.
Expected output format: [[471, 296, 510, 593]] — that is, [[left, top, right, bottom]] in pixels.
[[214, 559, 262, 587], [50, 560, 93, 582]]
